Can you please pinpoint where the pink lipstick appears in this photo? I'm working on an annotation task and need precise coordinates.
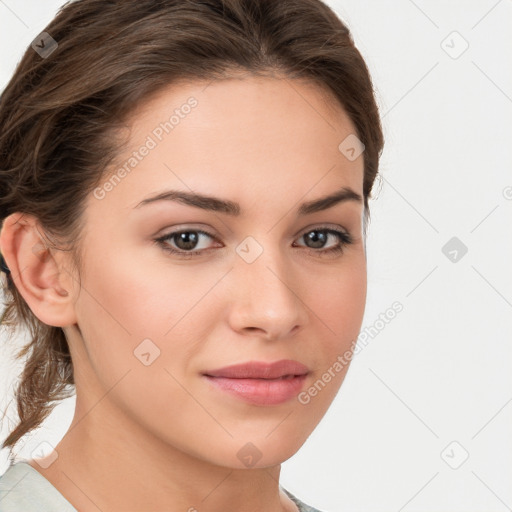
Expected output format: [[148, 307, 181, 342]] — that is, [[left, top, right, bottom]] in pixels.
[[202, 360, 309, 405]]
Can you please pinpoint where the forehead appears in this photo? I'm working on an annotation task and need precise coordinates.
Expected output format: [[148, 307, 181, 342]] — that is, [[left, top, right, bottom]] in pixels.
[[92, 76, 364, 215]]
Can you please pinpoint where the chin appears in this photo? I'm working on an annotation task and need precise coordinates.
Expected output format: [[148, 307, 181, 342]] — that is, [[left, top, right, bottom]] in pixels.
[[207, 432, 311, 470]]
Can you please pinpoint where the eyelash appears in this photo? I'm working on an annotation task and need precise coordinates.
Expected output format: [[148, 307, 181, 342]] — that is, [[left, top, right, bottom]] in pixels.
[[154, 226, 354, 259]]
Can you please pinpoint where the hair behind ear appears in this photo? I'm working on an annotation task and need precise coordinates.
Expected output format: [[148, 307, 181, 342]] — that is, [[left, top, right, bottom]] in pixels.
[[1, 290, 75, 451]]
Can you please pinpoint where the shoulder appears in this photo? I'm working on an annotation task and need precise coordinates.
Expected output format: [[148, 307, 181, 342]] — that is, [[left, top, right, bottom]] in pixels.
[[1, 463, 325, 512], [0, 461, 77, 512], [281, 486, 328, 512]]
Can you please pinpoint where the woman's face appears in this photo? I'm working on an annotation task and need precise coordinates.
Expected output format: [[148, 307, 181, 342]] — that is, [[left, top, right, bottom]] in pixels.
[[68, 75, 367, 468]]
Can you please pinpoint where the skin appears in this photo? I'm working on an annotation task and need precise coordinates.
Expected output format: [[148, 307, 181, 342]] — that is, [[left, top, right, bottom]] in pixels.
[[0, 74, 367, 512]]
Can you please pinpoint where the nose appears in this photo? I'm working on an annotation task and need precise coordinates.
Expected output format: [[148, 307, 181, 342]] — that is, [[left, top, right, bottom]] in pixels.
[[227, 242, 308, 341]]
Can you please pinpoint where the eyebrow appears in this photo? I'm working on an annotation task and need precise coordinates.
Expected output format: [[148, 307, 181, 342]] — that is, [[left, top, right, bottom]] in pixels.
[[134, 186, 362, 216]]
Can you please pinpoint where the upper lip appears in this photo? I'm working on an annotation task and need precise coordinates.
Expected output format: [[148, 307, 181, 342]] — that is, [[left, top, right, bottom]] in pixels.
[[203, 359, 309, 379]]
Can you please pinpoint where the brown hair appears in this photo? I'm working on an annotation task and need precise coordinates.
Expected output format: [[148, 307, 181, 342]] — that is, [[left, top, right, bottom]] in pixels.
[[0, 0, 384, 454]]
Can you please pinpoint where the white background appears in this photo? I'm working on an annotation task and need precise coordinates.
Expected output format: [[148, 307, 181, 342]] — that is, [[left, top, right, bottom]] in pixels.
[[1, 1, 511, 511]]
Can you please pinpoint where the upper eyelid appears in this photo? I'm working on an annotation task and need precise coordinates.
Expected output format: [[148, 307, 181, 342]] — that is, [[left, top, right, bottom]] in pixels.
[[156, 224, 350, 248], [157, 223, 349, 240]]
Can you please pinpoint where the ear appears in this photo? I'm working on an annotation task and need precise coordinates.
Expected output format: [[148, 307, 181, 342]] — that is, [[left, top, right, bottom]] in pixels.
[[0, 212, 78, 327]]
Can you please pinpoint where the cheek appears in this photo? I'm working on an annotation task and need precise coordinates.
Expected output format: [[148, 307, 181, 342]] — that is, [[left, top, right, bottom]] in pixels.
[[289, 259, 366, 424], [72, 252, 221, 380], [306, 255, 367, 350], [71, 257, 215, 434], [70, 259, 241, 464]]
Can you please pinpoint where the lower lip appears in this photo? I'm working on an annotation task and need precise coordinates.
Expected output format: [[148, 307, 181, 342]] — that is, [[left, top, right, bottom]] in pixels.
[[202, 374, 308, 405]]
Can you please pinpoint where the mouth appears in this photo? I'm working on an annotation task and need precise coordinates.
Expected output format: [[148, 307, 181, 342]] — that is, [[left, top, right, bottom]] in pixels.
[[203, 359, 309, 379], [202, 360, 310, 405]]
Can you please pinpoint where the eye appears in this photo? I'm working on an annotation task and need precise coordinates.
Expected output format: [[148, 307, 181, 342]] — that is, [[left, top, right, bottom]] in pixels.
[[155, 229, 218, 258], [154, 226, 354, 259], [293, 227, 354, 257]]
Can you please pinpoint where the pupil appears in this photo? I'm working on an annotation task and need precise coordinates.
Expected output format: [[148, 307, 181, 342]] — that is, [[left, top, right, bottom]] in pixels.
[[306, 230, 326, 249], [176, 232, 198, 250]]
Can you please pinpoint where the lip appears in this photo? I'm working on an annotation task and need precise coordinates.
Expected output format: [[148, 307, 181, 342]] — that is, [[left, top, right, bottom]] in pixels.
[[202, 360, 309, 406], [203, 359, 309, 379]]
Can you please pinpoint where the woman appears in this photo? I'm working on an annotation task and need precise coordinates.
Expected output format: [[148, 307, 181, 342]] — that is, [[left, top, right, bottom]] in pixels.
[[0, 0, 384, 510]]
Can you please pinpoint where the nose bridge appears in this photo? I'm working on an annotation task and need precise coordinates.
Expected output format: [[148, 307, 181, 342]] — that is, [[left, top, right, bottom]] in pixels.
[[235, 233, 290, 294], [228, 233, 307, 337]]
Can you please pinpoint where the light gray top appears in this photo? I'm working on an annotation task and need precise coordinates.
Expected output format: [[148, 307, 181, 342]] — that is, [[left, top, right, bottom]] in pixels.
[[0, 461, 76, 511], [0, 461, 324, 511]]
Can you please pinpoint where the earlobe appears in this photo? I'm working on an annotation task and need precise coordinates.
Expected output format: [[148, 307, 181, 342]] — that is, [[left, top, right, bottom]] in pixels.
[[0, 212, 78, 327]]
